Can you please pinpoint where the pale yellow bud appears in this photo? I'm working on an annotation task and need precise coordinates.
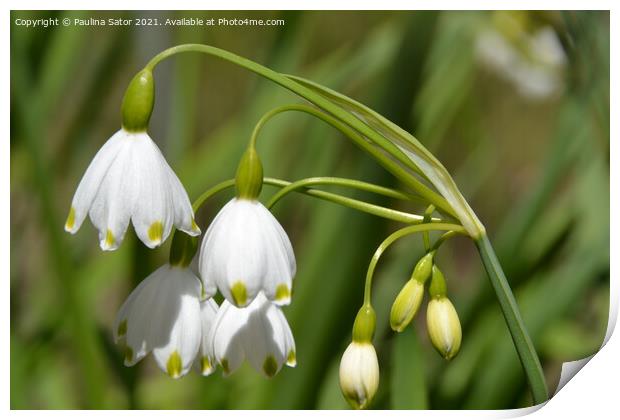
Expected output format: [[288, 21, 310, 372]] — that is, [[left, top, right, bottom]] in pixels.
[[339, 342, 379, 409], [426, 297, 462, 360], [390, 279, 424, 332]]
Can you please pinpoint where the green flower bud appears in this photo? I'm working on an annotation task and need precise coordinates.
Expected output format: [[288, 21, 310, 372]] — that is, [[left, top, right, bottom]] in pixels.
[[412, 252, 434, 283], [352, 305, 376, 343], [169, 232, 198, 268], [426, 296, 462, 360], [390, 278, 424, 332], [428, 265, 447, 298], [121, 69, 155, 132], [235, 146, 263, 200]]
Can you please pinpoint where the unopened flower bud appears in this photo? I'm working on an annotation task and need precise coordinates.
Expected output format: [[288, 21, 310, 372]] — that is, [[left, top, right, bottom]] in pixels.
[[339, 341, 379, 409], [235, 146, 263, 200], [390, 278, 424, 332], [389, 253, 434, 332], [426, 296, 462, 360], [121, 69, 155, 132]]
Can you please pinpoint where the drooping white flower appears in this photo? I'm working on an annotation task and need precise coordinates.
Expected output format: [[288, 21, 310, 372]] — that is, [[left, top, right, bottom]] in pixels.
[[476, 25, 566, 99], [198, 198, 296, 307], [208, 292, 296, 378], [339, 341, 380, 410], [114, 264, 207, 378], [65, 128, 200, 251]]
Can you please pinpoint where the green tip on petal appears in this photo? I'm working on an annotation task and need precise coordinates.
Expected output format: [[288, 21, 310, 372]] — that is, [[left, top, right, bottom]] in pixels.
[[65, 207, 75, 231], [263, 355, 278, 378], [166, 351, 183, 378], [105, 229, 115, 248], [220, 358, 230, 375], [287, 350, 296, 366], [148, 221, 163, 243], [231, 281, 248, 306], [191, 219, 200, 233], [117, 319, 127, 338], [275, 284, 291, 302], [201, 356, 212, 375], [124, 346, 134, 364]]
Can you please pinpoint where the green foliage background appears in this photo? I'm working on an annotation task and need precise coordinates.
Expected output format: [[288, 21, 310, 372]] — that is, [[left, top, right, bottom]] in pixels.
[[10, 10, 609, 409]]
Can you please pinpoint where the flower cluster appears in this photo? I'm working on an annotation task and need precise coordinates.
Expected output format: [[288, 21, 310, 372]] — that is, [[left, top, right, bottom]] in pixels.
[[338, 253, 462, 409], [66, 70, 297, 379]]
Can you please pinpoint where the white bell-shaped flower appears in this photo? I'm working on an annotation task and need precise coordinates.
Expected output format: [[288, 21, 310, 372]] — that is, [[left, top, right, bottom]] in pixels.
[[65, 128, 200, 251], [208, 292, 296, 378], [339, 341, 380, 409], [198, 198, 296, 307], [114, 264, 205, 378]]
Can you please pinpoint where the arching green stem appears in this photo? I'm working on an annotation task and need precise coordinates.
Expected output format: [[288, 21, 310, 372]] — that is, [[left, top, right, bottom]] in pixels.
[[248, 104, 453, 218], [363, 223, 467, 306], [192, 179, 236, 212], [430, 230, 462, 252], [145, 47, 456, 219], [266, 176, 422, 209]]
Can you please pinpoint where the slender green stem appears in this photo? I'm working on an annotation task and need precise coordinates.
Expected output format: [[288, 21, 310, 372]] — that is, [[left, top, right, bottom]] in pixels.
[[429, 230, 462, 252], [475, 235, 549, 405], [264, 178, 428, 225], [145, 46, 457, 219], [192, 179, 236, 212], [248, 104, 453, 218], [363, 223, 467, 306], [190, 177, 440, 227], [422, 205, 436, 252], [266, 176, 421, 208]]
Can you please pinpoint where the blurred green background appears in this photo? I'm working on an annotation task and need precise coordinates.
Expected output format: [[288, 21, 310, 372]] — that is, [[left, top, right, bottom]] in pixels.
[[10, 10, 609, 409]]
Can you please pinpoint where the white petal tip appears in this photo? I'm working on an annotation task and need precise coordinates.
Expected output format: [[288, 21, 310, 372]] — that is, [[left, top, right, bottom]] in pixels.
[[272, 284, 292, 306], [99, 229, 119, 251], [286, 351, 297, 367], [64, 207, 77, 234]]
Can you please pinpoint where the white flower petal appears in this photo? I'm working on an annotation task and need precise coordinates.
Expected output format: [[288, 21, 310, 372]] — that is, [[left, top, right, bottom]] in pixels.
[[243, 296, 285, 377], [196, 298, 219, 376], [209, 300, 248, 376], [66, 129, 126, 234], [199, 199, 266, 307], [122, 266, 168, 366], [150, 267, 202, 378], [162, 155, 200, 237], [130, 134, 174, 249], [260, 207, 296, 305], [88, 136, 135, 251]]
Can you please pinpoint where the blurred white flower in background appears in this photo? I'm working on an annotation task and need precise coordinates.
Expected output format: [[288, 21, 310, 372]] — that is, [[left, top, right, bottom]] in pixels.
[[475, 13, 567, 100]]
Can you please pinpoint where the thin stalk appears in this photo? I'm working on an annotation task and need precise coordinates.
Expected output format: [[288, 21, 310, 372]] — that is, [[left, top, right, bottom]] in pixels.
[[475, 235, 549, 405], [249, 104, 452, 217], [264, 178, 427, 225], [363, 223, 467, 306], [190, 177, 438, 227], [422, 205, 436, 252], [145, 46, 457, 219], [266, 176, 422, 208], [430, 230, 462, 252]]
